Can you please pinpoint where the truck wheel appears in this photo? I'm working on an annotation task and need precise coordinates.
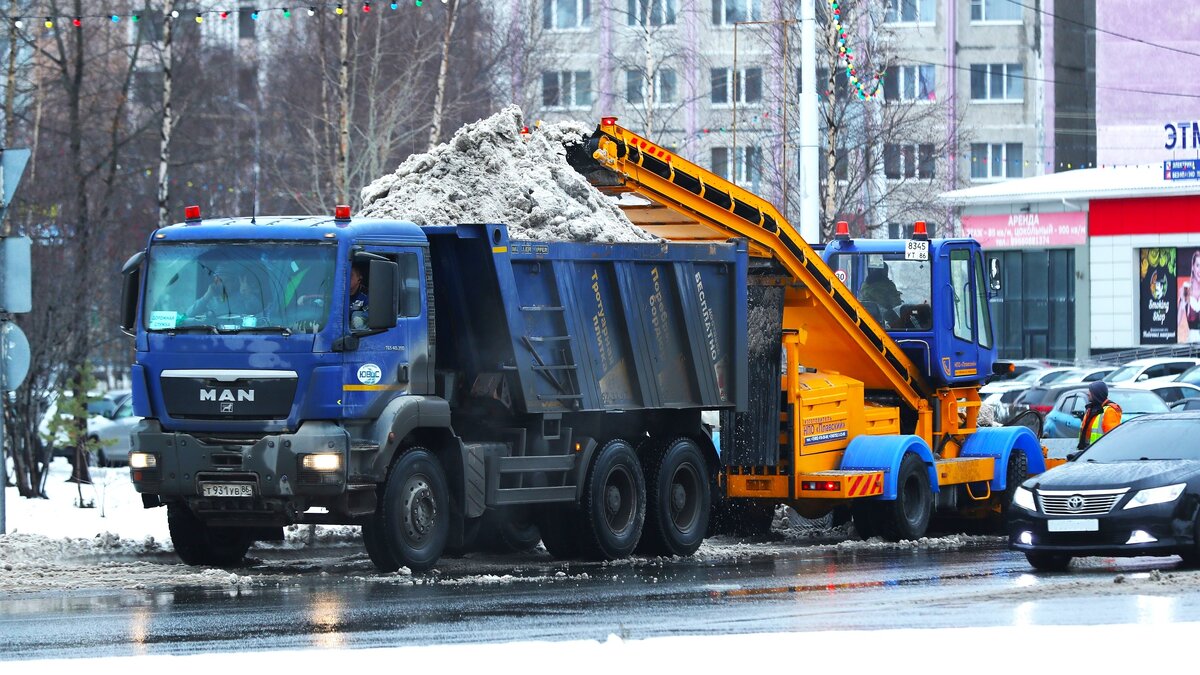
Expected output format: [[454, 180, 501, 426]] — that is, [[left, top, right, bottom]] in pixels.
[[990, 451, 1029, 532], [536, 506, 583, 560], [876, 453, 933, 541], [578, 439, 646, 560], [167, 503, 251, 567], [379, 448, 449, 572], [362, 515, 400, 572], [443, 516, 483, 558], [637, 438, 709, 557], [485, 506, 541, 554]]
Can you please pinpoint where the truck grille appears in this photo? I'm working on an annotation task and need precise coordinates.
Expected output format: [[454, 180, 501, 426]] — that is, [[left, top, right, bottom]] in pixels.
[[1037, 488, 1128, 515]]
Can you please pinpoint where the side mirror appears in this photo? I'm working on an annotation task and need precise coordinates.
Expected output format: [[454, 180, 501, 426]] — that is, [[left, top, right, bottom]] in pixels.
[[1071, 410, 1085, 420], [1066, 451, 1080, 462], [366, 258, 398, 330], [120, 251, 145, 335], [1137, 374, 1149, 382], [987, 256, 1002, 293]]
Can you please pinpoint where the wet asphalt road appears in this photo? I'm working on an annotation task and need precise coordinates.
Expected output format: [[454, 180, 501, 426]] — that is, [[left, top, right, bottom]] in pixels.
[[4, 540, 1200, 660]]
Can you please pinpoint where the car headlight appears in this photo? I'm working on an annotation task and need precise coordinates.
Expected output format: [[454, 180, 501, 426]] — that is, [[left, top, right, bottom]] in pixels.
[[301, 453, 342, 471], [1012, 486, 1037, 512], [1124, 483, 1186, 510], [129, 452, 157, 469]]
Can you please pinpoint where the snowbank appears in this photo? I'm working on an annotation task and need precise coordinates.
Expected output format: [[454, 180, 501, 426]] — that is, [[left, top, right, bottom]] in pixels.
[[359, 106, 656, 243]]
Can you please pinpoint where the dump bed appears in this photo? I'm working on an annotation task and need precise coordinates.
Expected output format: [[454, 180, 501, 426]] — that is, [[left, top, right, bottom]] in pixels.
[[426, 224, 747, 415]]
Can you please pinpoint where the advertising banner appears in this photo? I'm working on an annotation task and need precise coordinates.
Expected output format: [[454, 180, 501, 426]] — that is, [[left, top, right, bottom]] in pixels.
[[1177, 247, 1200, 343], [1140, 248, 1176, 343], [960, 212, 1087, 249]]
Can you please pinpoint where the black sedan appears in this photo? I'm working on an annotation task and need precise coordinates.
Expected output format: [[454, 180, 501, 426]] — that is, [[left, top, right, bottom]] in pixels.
[[1008, 412, 1200, 571]]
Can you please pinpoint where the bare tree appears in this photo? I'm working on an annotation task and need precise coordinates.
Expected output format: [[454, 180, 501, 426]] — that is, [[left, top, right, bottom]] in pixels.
[[156, 0, 176, 228], [428, 0, 461, 149]]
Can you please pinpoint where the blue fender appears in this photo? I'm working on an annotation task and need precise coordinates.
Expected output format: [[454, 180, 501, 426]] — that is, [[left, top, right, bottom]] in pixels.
[[959, 426, 1046, 492], [840, 435, 939, 500]]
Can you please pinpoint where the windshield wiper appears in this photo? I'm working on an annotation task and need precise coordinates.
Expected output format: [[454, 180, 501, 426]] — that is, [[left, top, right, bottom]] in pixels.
[[217, 325, 293, 336], [165, 325, 218, 334]]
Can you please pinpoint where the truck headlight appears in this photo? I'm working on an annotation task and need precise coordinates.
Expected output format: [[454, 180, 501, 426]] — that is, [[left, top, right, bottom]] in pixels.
[[301, 453, 342, 471], [129, 452, 157, 469], [1012, 486, 1036, 512], [1124, 483, 1186, 509]]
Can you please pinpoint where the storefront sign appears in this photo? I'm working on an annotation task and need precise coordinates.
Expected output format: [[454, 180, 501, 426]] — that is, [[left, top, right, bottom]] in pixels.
[[1164, 159, 1200, 181], [1137, 246, 1200, 344], [960, 212, 1087, 249]]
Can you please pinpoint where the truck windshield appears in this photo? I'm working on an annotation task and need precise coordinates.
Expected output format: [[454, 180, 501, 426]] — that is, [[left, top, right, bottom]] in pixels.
[[143, 242, 336, 333], [829, 253, 932, 332]]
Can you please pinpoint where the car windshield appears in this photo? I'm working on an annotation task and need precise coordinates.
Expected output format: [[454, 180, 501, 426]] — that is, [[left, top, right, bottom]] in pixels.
[[829, 253, 931, 332], [1108, 390, 1170, 414], [1080, 418, 1200, 461], [1014, 370, 1042, 383], [1042, 370, 1077, 384], [144, 242, 336, 333], [1103, 365, 1141, 382]]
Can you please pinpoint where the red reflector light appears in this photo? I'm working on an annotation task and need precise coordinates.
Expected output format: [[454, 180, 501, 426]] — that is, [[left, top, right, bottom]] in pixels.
[[601, 116, 618, 127], [801, 481, 842, 492], [334, 204, 351, 220], [132, 471, 142, 481], [520, 126, 530, 134], [184, 204, 201, 221]]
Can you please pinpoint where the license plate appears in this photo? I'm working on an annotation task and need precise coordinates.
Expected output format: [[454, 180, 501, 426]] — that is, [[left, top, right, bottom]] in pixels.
[[201, 483, 254, 498], [1048, 518, 1099, 532]]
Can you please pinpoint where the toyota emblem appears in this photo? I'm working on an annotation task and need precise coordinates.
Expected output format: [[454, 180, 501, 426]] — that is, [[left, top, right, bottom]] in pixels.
[[1066, 495, 1085, 511]]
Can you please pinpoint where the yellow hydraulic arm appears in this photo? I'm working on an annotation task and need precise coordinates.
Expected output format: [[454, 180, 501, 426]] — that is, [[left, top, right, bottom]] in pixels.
[[579, 118, 933, 416]]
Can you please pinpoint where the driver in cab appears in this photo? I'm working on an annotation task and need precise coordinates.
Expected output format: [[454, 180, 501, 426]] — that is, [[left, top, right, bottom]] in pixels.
[[859, 262, 902, 327]]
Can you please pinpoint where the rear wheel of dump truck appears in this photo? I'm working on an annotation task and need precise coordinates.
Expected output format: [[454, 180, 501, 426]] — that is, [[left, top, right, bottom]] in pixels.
[[578, 439, 646, 560], [875, 453, 933, 541], [379, 448, 449, 572], [482, 506, 541, 553], [167, 503, 252, 567], [537, 506, 584, 560], [637, 438, 709, 557]]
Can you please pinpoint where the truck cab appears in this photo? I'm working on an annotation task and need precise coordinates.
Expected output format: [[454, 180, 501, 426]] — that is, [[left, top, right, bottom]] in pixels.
[[820, 224, 997, 389]]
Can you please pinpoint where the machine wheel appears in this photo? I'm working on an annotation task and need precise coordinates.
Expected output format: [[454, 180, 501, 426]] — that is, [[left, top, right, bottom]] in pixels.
[[167, 503, 252, 567], [362, 514, 400, 572], [443, 516, 483, 558], [578, 439, 646, 560], [536, 506, 583, 560], [485, 506, 541, 553], [990, 451, 1029, 532], [876, 453, 933, 541], [1025, 551, 1072, 572], [378, 448, 449, 572], [637, 438, 710, 557]]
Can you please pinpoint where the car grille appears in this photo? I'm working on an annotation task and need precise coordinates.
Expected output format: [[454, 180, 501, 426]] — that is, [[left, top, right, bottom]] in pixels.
[[1037, 488, 1129, 515]]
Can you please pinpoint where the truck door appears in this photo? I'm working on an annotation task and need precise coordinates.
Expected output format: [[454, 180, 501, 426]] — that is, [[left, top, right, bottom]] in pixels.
[[943, 244, 992, 383], [342, 246, 427, 419]]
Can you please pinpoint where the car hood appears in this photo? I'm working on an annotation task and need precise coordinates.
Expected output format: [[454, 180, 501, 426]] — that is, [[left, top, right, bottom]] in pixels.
[[1031, 459, 1200, 490]]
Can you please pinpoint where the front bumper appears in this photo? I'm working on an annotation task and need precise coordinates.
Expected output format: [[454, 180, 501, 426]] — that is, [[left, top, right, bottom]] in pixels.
[[130, 419, 358, 524], [1008, 501, 1194, 557]]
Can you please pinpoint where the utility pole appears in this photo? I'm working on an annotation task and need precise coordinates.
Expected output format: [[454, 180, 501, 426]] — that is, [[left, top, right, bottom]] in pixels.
[[799, 0, 819, 244]]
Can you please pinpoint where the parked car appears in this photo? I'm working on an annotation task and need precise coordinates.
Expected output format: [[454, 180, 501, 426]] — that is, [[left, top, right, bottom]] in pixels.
[[1041, 387, 1170, 439], [1054, 366, 1115, 384], [980, 367, 1078, 396], [44, 389, 134, 463], [86, 389, 132, 419], [981, 388, 1032, 422], [1102, 357, 1200, 385], [1172, 364, 1200, 387], [1013, 382, 1092, 417], [1126, 380, 1200, 405], [990, 359, 1073, 383], [1171, 398, 1200, 411], [1008, 412, 1200, 571], [87, 396, 142, 467]]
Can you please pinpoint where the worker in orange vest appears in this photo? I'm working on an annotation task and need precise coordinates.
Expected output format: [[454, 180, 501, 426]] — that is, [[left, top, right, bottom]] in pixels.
[[1078, 380, 1122, 450]]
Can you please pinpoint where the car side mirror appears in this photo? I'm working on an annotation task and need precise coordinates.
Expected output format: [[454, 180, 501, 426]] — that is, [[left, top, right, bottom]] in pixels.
[[1071, 410, 1085, 420], [1137, 374, 1149, 381], [120, 251, 145, 336], [366, 258, 399, 330], [1066, 451, 1080, 462]]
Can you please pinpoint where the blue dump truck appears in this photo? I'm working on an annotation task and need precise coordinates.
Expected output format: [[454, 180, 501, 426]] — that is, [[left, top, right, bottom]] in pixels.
[[121, 213, 747, 570]]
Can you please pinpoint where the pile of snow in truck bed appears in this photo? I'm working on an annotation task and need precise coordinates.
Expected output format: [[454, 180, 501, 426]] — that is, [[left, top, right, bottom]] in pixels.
[[358, 106, 656, 243]]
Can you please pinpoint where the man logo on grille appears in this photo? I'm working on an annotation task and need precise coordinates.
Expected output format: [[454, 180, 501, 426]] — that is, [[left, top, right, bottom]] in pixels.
[[1066, 495, 1085, 511]]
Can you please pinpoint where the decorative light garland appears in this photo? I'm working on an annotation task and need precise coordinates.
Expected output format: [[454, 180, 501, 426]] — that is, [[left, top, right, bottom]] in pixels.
[[829, 0, 884, 101], [4, 2, 423, 29]]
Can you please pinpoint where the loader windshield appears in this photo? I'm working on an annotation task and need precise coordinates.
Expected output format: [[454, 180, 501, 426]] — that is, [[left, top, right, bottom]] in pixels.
[[829, 253, 932, 332], [143, 242, 336, 333]]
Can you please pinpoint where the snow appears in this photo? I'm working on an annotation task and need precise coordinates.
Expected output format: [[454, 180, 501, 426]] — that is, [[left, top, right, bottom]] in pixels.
[[18, 623, 1198, 673], [358, 106, 657, 243]]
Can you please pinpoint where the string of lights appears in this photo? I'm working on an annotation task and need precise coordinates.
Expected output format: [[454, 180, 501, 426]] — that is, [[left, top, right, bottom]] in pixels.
[[2, 1, 446, 29], [829, 0, 885, 101]]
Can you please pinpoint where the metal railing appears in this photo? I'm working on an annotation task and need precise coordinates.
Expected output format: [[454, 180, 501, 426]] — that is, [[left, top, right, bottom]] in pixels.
[[1087, 343, 1200, 366]]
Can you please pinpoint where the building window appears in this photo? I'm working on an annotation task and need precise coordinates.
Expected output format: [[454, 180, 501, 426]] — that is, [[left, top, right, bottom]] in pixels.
[[883, 65, 936, 102], [712, 0, 762, 25], [542, 71, 592, 108], [970, 0, 1021, 21], [626, 69, 677, 105], [712, 146, 762, 186], [711, 67, 762, 105], [884, 144, 935, 179], [814, 147, 849, 182], [969, 63, 1023, 101], [628, 0, 676, 26], [884, 0, 934, 24], [543, 0, 590, 29], [970, 143, 1023, 179], [888, 222, 937, 238]]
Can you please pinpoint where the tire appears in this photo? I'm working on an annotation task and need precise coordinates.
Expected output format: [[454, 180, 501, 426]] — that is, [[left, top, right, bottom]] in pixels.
[[362, 515, 400, 572], [443, 516, 483, 558], [578, 439, 646, 560], [1025, 550, 1072, 572], [167, 503, 252, 567], [378, 448, 449, 573], [536, 506, 583, 560], [990, 451, 1029, 532], [875, 453, 933, 541], [485, 506, 541, 554], [637, 438, 710, 557]]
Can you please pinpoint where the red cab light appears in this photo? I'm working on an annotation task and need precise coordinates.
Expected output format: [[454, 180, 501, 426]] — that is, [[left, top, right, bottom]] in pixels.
[[912, 220, 929, 240], [334, 204, 352, 220], [184, 205, 201, 221], [834, 220, 850, 241]]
